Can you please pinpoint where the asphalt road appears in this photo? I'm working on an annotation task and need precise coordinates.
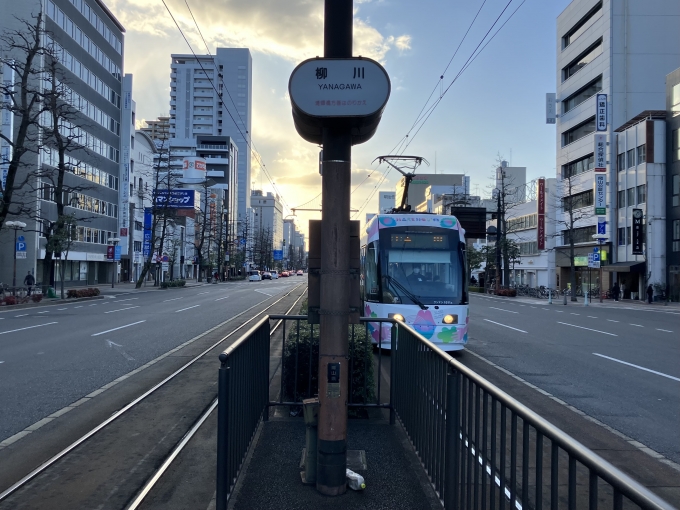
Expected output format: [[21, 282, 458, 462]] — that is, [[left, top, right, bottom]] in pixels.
[[467, 293, 680, 464], [0, 277, 304, 442]]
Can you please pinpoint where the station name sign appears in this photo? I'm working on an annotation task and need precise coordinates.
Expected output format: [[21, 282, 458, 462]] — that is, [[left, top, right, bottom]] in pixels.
[[289, 57, 391, 145]]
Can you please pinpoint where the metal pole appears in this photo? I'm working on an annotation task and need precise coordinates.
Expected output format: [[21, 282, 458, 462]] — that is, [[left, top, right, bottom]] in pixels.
[[496, 191, 501, 294], [12, 228, 17, 288], [316, 0, 352, 496]]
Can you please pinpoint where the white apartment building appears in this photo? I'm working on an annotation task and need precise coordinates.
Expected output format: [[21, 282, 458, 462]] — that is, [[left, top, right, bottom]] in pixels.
[[496, 162, 526, 204], [169, 49, 252, 226], [1, 0, 125, 287], [251, 190, 283, 261], [555, 0, 680, 291]]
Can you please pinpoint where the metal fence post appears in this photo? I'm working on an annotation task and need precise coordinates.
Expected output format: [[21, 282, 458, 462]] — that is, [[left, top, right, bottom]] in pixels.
[[263, 322, 270, 422], [444, 366, 461, 510], [216, 359, 230, 510], [389, 323, 396, 425]]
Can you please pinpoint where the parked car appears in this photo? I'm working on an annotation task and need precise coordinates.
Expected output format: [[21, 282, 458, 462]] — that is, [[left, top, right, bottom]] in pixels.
[[262, 271, 272, 280], [271, 271, 279, 279], [296, 270, 304, 276], [248, 270, 261, 282]]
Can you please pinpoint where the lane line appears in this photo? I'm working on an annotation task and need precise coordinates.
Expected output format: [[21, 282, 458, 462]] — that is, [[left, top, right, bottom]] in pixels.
[[14, 314, 28, 317], [74, 306, 83, 308], [162, 297, 183, 302], [483, 319, 527, 333], [88, 304, 98, 306], [176, 305, 200, 313], [37, 311, 49, 314], [593, 353, 680, 382], [215, 296, 230, 301], [489, 307, 518, 314], [557, 322, 617, 336], [656, 328, 673, 333], [570, 313, 580, 316], [114, 298, 138, 303], [104, 306, 139, 314], [57, 308, 68, 311], [196, 292, 210, 295], [0, 322, 58, 336], [608, 319, 619, 323], [587, 316, 598, 319], [629, 324, 643, 327], [91, 320, 147, 336]]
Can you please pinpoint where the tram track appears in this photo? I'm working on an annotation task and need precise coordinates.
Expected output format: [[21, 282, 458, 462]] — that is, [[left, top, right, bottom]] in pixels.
[[0, 283, 307, 509]]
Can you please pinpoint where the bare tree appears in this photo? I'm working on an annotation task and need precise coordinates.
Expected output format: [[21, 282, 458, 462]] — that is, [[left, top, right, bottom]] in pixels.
[[47, 213, 77, 298], [550, 173, 594, 301], [0, 14, 49, 231]]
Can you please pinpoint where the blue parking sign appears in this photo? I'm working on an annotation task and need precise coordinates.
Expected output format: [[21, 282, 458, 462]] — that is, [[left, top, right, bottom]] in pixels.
[[16, 241, 26, 252]]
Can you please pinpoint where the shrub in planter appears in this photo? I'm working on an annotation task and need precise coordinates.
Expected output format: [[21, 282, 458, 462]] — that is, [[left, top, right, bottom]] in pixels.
[[31, 294, 43, 303], [469, 286, 484, 293], [3, 296, 17, 306], [282, 301, 375, 410], [67, 289, 78, 298]]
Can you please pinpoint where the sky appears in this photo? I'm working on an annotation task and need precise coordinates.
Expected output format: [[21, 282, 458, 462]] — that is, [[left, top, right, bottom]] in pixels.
[[108, 0, 572, 236]]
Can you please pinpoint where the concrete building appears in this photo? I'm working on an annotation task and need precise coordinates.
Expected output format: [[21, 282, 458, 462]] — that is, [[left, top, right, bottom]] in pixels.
[[0, 0, 125, 287], [496, 161, 526, 203], [250, 190, 283, 267], [554, 0, 680, 293], [395, 173, 467, 211], [666, 69, 680, 301], [378, 191, 395, 214], [140, 116, 170, 142], [169, 49, 252, 226]]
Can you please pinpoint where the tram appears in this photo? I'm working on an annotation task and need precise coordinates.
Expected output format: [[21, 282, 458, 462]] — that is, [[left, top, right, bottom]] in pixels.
[[360, 213, 469, 351]]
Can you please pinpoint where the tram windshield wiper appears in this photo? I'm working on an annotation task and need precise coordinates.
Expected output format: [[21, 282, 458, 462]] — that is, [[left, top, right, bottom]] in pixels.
[[385, 275, 429, 310]]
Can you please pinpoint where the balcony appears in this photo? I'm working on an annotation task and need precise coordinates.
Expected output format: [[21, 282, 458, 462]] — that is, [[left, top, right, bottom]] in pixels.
[[197, 144, 228, 151]]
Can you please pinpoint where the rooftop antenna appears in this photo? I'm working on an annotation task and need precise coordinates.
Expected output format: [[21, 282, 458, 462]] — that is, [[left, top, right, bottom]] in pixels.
[[373, 155, 429, 212]]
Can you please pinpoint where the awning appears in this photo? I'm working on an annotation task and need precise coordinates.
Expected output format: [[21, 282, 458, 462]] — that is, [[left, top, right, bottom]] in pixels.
[[602, 261, 646, 273]]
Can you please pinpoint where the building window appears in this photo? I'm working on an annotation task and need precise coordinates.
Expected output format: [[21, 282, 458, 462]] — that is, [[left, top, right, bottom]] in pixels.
[[627, 188, 635, 208], [562, 190, 594, 210], [134, 241, 142, 252], [134, 221, 143, 231], [673, 220, 680, 252], [626, 226, 631, 245], [562, 117, 596, 146], [673, 129, 680, 162], [626, 149, 635, 168], [672, 84, 680, 118], [617, 153, 625, 172], [617, 227, 626, 246], [636, 184, 646, 204], [618, 189, 626, 209], [636, 145, 646, 165], [562, 154, 594, 178], [562, 1, 602, 49], [562, 225, 596, 245], [562, 76, 603, 114], [562, 39, 603, 82]]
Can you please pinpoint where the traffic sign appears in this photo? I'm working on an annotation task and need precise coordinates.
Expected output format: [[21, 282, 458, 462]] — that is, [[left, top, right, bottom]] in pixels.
[[16, 241, 26, 252], [17, 235, 24, 242]]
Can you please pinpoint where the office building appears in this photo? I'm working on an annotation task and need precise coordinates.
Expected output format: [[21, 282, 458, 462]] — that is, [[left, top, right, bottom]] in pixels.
[[378, 191, 395, 214], [140, 116, 170, 142], [251, 190, 283, 254], [0, 0, 125, 287], [496, 161, 526, 203], [554, 0, 680, 292], [169, 48, 252, 226], [395, 173, 467, 211], [666, 69, 680, 301]]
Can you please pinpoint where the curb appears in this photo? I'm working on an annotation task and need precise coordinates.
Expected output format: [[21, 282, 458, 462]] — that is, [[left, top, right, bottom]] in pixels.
[[0, 295, 104, 313]]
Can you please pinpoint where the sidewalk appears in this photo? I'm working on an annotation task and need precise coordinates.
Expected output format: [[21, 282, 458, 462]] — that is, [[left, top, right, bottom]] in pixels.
[[473, 291, 680, 310]]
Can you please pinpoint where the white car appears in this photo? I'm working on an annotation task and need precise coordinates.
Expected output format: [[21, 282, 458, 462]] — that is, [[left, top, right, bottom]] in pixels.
[[271, 271, 279, 279], [248, 270, 261, 282]]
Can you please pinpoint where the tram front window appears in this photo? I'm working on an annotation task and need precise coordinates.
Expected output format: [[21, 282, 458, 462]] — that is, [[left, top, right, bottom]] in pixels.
[[383, 251, 463, 305]]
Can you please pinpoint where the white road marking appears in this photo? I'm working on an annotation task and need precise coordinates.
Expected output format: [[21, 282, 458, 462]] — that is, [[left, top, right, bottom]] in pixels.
[[530, 306, 536, 309], [656, 328, 673, 333], [14, 314, 28, 317], [629, 324, 643, 327], [176, 305, 200, 312], [587, 316, 598, 319], [37, 311, 49, 314], [163, 297, 183, 302], [91, 320, 146, 336], [114, 298, 138, 302], [74, 306, 83, 308], [483, 319, 527, 333], [215, 296, 230, 301], [557, 322, 617, 336], [104, 306, 140, 314], [89, 304, 98, 306], [106, 340, 135, 361], [593, 353, 680, 382], [57, 308, 68, 310], [607, 319, 619, 323], [0, 322, 58, 335], [570, 313, 580, 316], [489, 307, 518, 314], [196, 292, 210, 295], [555, 310, 564, 313]]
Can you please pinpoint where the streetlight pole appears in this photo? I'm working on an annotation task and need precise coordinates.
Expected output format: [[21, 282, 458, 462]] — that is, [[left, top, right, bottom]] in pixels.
[[6, 221, 27, 288]]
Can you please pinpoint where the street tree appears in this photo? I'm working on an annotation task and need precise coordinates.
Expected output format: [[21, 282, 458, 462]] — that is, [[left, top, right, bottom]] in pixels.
[[46, 213, 77, 298]]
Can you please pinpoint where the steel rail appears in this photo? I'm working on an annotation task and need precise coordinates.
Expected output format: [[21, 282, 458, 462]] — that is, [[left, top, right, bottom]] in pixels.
[[0, 283, 307, 503], [125, 289, 307, 510]]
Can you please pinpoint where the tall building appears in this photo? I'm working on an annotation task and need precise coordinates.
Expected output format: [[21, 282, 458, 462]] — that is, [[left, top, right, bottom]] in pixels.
[[666, 68, 680, 301], [169, 48, 252, 227], [395, 173, 467, 211], [554, 0, 680, 291], [0, 0, 125, 287], [250, 190, 283, 253], [495, 161, 526, 203], [378, 191, 395, 214], [140, 116, 170, 142]]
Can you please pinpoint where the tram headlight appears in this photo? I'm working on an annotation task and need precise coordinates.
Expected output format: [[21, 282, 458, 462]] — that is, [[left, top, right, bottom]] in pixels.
[[443, 314, 457, 324], [392, 313, 405, 322]]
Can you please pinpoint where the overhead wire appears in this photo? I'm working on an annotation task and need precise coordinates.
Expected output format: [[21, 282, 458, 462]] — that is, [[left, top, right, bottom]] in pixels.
[[352, 0, 524, 218]]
